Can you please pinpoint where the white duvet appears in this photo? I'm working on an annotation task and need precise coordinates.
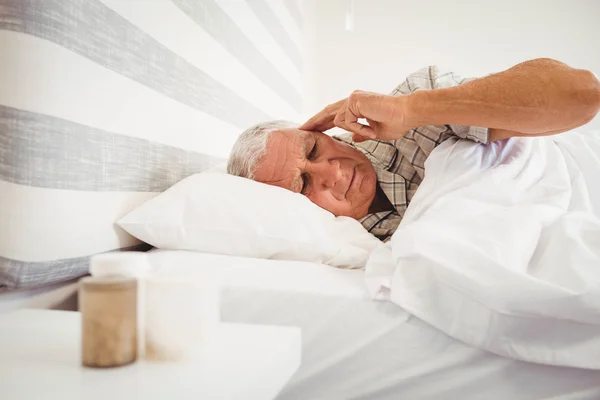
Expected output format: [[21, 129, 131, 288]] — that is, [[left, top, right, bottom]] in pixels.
[[365, 130, 600, 369]]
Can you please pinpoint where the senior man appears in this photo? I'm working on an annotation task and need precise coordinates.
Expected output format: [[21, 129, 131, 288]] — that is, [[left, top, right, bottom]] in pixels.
[[227, 59, 600, 240]]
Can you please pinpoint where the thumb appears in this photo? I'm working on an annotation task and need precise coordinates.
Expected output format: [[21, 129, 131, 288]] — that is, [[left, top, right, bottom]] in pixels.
[[352, 132, 371, 142], [352, 119, 379, 142], [345, 91, 381, 139]]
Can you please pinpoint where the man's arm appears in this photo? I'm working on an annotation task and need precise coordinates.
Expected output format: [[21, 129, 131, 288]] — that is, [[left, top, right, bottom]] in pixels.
[[302, 58, 600, 142], [301, 66, 490, 141], [408, 59, 600, 141]]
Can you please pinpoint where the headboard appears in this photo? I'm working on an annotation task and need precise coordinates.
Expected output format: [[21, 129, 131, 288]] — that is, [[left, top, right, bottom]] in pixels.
[[0, 0, 303, 288]]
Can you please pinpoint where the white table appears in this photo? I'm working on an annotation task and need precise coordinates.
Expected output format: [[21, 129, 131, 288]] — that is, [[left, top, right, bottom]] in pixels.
[[0, 309, 301, 400]]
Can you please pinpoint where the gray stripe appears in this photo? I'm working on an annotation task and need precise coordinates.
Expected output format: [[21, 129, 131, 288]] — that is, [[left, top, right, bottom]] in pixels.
[[283, 0, 302, 30], [246, 0, 303, 71], [0, 244, 152, 289], [172, 0, 301, 111], [0, 0, 270, 128], [0, 105, 224, 191]]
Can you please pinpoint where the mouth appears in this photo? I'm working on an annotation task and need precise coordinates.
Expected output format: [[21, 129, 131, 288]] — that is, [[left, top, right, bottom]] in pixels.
[[345, 167, 356, 197]]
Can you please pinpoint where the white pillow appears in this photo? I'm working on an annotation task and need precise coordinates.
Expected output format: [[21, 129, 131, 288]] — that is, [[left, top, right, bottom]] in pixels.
[[118, 173, 381, 268]]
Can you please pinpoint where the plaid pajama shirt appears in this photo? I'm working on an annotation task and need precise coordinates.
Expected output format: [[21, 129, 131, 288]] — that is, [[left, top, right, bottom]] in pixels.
[[335, 66, 490, 241]]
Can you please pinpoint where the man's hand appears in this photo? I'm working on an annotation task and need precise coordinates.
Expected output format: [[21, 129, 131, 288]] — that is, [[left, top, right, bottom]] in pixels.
[[302, 59, 600, 143], [300, 91, 413, 142]]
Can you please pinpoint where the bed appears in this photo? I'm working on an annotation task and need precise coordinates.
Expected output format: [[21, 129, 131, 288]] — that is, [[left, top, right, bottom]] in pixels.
[[148, 250, 600, 400]]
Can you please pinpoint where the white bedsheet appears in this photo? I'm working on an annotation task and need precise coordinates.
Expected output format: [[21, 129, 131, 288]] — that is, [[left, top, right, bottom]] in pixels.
[[148, 250, 600, 400], [366, 131, 600, 369]]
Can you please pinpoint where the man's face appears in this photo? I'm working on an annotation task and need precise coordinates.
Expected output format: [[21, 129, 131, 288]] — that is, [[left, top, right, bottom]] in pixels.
[[252, 129, 377, 219]]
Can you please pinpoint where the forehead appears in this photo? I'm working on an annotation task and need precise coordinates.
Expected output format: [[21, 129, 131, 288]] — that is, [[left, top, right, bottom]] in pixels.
[[271, 128, 310, 155], [252, 128, 311, 190]]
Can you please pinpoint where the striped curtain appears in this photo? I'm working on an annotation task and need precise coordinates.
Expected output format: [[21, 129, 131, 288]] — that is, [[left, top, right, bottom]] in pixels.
[[0, 0, 304, 288]]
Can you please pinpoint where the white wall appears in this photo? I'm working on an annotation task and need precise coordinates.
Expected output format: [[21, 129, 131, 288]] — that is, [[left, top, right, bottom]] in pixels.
[[302, 0, 600, 129]]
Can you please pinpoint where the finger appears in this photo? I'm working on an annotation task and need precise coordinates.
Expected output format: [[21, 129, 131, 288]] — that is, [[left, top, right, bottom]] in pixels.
[[333, 100, 350, 131], [366, 118, 380, 132], [352, 133, 371, 143], [347, 122, 376, 140], [300, 98, 346, 131], [345, 93, 376, 139], [349, 90, 388, 122], [352, 119, 379, 142], [300, 112, 335, 132]]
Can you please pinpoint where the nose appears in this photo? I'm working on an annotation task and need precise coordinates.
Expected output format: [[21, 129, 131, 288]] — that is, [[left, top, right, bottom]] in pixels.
[[307, 159, 342, 189]]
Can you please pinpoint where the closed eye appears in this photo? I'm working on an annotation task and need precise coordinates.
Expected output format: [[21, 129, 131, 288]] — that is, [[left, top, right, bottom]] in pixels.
[[301, 137, 318, 194], [307, 140, 318, 160], [300, 173, 310, 195]]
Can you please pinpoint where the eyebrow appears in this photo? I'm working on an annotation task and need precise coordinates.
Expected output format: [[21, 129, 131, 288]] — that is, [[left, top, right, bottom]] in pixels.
[[292, 172, 302, 193]]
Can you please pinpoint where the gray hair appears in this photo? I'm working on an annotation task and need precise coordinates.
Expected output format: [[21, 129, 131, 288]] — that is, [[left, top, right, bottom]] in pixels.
[[227, 120, 297, 179]]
